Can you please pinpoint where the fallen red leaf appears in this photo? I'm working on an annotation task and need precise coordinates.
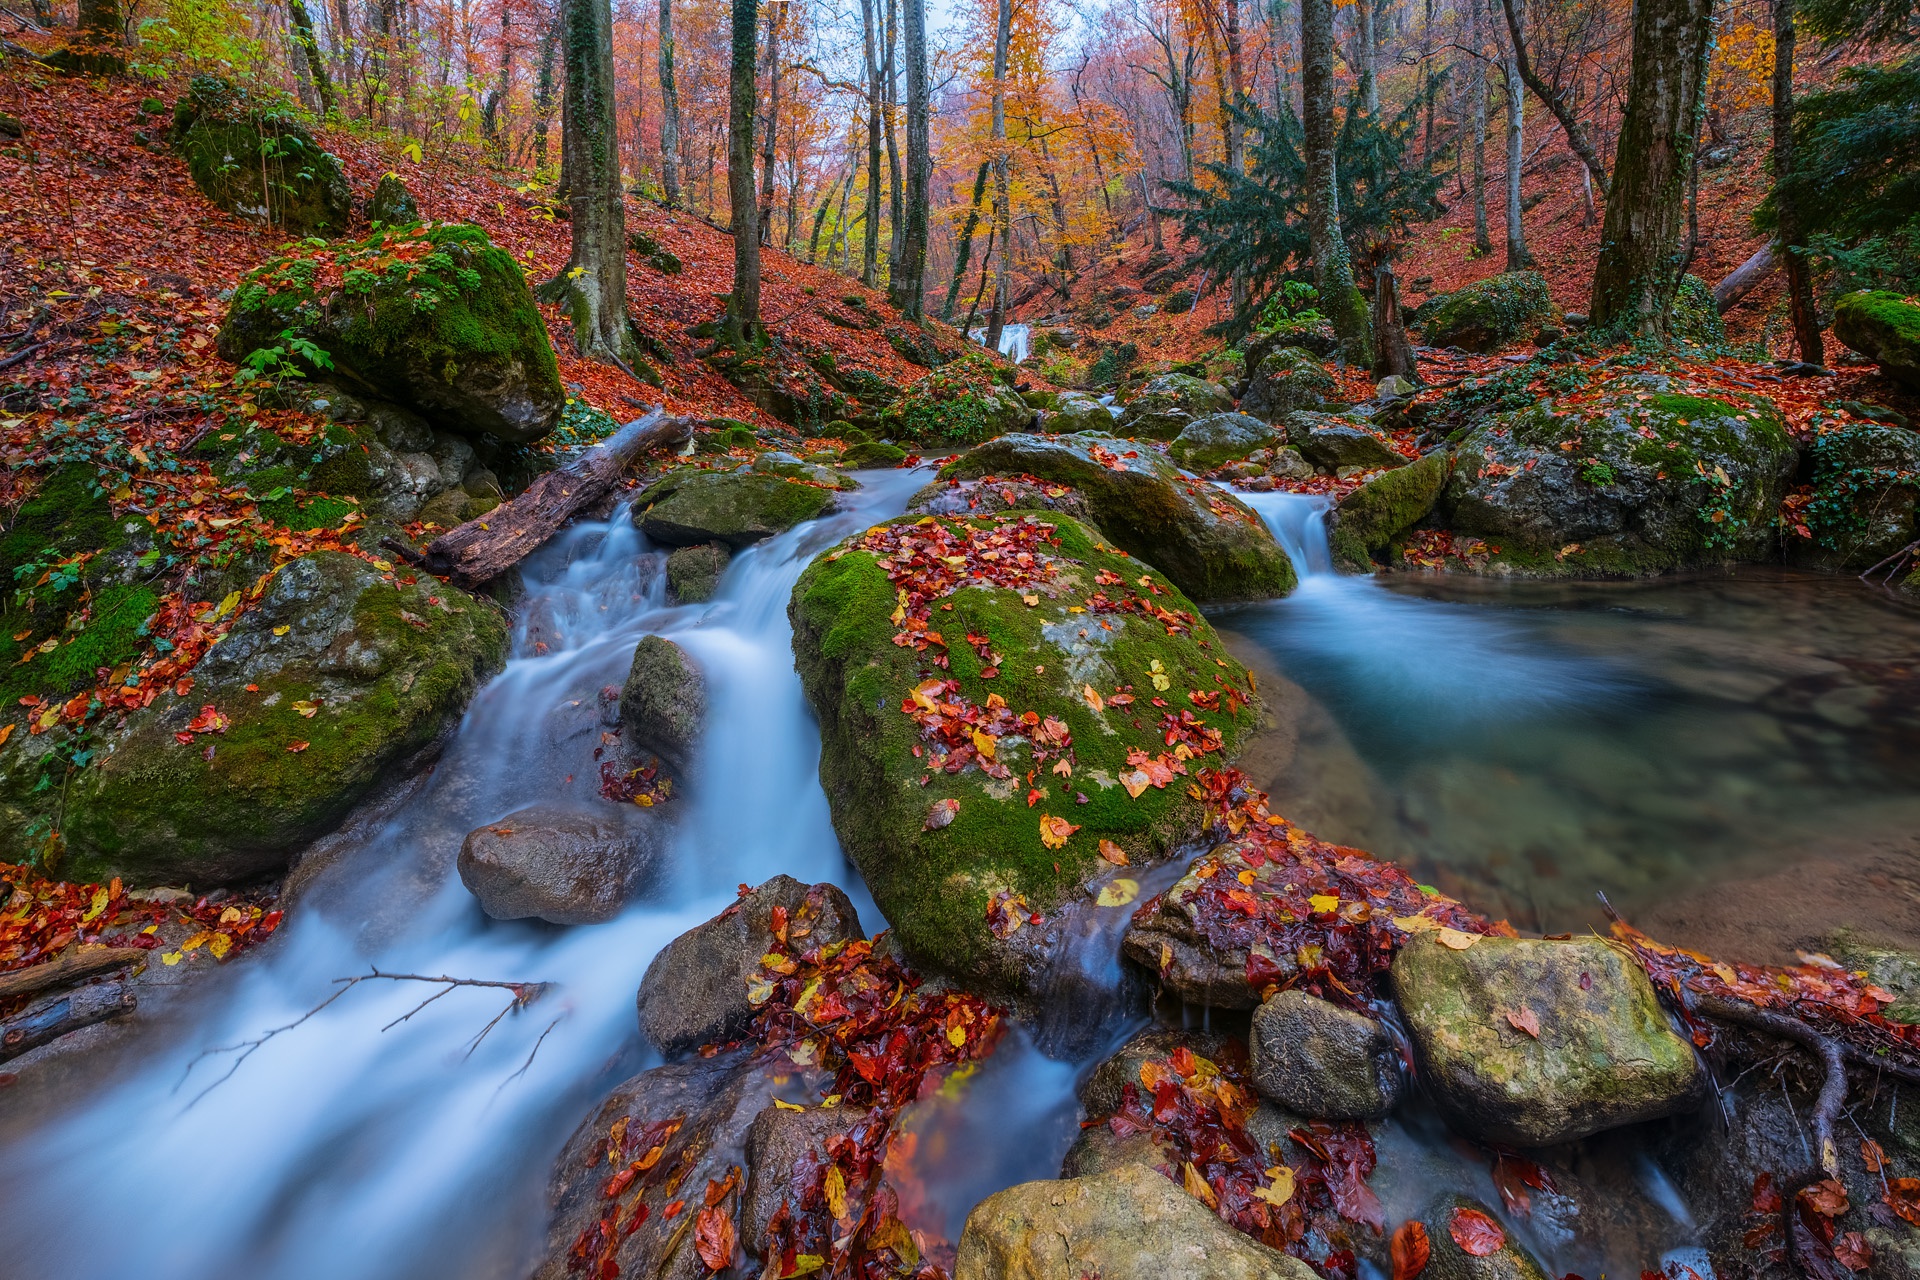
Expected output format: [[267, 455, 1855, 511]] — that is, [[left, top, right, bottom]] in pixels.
[[694, 1204, 735, 1270], [1448, 1207, 1505, 1257], [1391, 1221, 1430, 1280]]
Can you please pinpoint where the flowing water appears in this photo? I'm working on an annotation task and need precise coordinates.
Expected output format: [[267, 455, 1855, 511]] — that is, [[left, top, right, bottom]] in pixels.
[[968, 322, 1031, 364]]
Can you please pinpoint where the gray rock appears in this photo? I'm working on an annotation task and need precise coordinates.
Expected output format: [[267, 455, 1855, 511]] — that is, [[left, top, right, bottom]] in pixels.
[[1287, 412, 1408, 472], [906, 475, 1098, 524], [665, 543, 731, 604], [636, 469, 835, 547], [367, 172, 420, 225], [752, 450, 851, 489], [742, 1102, 869, 1259], [1249, 989, 1403, 1120], [1798, 424, 1920, 568], [457, 803, 665, 924], [1169, 412, 1278, 472], [636, 875, 864, 1056], [1241, 347, 1336, 422], [1267, 446, 1314, 480], [1375, 374, 1418, 401], [1390, 933, 1705, 1146], [1329, 450, 1453, 572], [1421, 1196, 1548, 1280], [1058, 1123, 1176, 1178], [1047, 391, 1115, 434], [954, 1163, 1318, 1280], [619, 636, 705, 773], [1419, 272, 1556, 353], [1116, 373, 1235, 440]]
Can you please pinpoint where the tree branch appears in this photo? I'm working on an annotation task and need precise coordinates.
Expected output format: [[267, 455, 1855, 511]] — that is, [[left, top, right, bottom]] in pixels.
[[1497, 0, 1612, 198]]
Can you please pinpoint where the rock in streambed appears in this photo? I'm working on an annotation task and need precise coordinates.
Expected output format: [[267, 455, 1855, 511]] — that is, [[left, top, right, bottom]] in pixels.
[[1249, 989, 1403, 1121], [457, 804, 667, 924], [635, 466, 837, 548]]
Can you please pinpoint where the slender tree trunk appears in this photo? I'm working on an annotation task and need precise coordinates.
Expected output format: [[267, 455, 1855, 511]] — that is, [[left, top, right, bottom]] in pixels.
[[859, 0, 883, 287], [659, 0, 683, 207], [884, 0, 904, 268], [1771, 0, 1822, 363], [725, 0, 763, 343], [1501, 40, 1530, 268], [1356, 0, 1378, 113], [1499, 0, 1609, 196], [1225, 0, 1250, 316], [288, 0, 337, 116], [533, 16, 560, 170], [544, 0, 636, 367], [806, 171, 839, 262], [891, 0, 931, 318], [332, 0, 355, 103], [1589, 0, 1715, 335], [964, 224, 997, 337], [1469, 0, 1492, 254], [985, 0, 1013, 353], [942, 161, 991, 321], [757, 4, 781, 245], [1301, 0, 1372, 363], [482, 7, 513, 157]]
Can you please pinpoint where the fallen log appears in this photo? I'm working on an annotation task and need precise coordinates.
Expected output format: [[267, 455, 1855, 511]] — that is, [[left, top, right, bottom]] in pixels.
[[1, 982, 136, 1063], [1713, 242, 1779, 314], [0, 944, 138, 1002], [389, 408, 695, 591]]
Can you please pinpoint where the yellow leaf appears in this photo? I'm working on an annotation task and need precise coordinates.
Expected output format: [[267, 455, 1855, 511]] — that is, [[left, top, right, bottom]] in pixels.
[[824, 1166, 849, 1222], [1252, 1166, 1296, 1207], [1039, 814, 1079, 849], [787, 1256, 825, 1277], [161, 950, 183, 965], [773, 1098, 805, 1112], [1437, 927, 1480, 950], [292, 699, 320, 718], [947, 1021, 966, 1047], [81, 886, 109, 923], [971, 729, 996, 759], [1393, 913, 1440, 933], [207, 932, 233, 959], [1182, 1162, 1218, 1209], [273, 625, 291, 637], [1082, 684, 1104, 711], [1120, 770, 1149, 799], [891, 588, 909, 625], [1309, 894, 1339, 914], [1096, 878, 1139, 908], [747, 977, 776, 1006]]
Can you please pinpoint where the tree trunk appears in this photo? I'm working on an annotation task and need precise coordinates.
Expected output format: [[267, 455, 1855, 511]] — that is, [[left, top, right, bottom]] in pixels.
[[1301, 0, 1372, 365], [984, 0, 1013, 353], [532, 16, 560, 171], [332, 0, 354, 102], [1771, 0, 1822, 363], [725, 0, 763, 344], [1373, 264, 1418, 379], [757, 4, 781, 245], [1468, 0, 1492, 254], [1225, 0, 1250, 316], [942, 161, 991, 321], [658, 0, 683, 207], [403, 412, 694, 588], [1499, 0, 1609, 197], [546, 0, 637, 366], [2, 983, 134, 1063], [481, 6, 512, 157], [884, 0, 904, 268], [891, 0, 931, 318], [1712, 242, 1779, 313], [1501, 40, 1530, 269], [288, 0, 337, 117], [0, 946, 136, 1002], [859, 0, 884, 288], [77, 0, 118, 40], [1588, 0, 1715, 336], [1356, 0, 1379, 113]]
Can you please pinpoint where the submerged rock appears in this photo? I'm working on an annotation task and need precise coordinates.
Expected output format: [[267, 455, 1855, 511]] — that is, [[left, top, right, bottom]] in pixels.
[[1241, 347, 1337, 423], [219, 223, 565, 444], [635, 468, 835, 548], [1390, 933, 1704, 1146], [1440, 373, 1799, 576], [171, 75, 350, 235], [940, 433, 1295, 602], [1169, 413, 1279, 472], [1249, 989, 1403, 1120], [618, 636, 706, 774], [1116, 373, 1236, 440], [1, 552, 507, 886], [954, 1163, 1317, 1280], [665, 543, 731, 603], [789, 511, 1261, 995], [1330, 450, 1453, 572], [1420, 1195, 1549, 1280], [457, 803, 665, 924], [1420, 271, 1556, 353], [635, 875, 864, 1056], [1833, 289, 1920, 390]]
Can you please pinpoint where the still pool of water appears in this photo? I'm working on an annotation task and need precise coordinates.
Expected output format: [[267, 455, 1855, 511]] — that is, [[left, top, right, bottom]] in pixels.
[[1219, 493, 1920, 934]]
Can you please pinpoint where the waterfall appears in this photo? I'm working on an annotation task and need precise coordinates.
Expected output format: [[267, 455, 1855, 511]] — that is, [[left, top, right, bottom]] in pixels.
[[968, 322, 1030, 364]]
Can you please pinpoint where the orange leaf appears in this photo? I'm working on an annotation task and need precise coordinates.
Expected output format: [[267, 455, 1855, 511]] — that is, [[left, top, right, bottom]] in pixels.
[[286, 740, 309, 753], [1038, 814, 1079, 849], [1391, 1222, 1430, 1280], [694, 1205, 735, 1270], [1505, 1007, 1540, 1038], [1448, 1207, 1504, 1257], [1097, 838, 1130, 866]]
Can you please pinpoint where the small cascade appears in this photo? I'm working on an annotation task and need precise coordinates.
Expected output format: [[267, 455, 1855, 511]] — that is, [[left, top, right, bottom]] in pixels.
[[1236, 490, 1337, 577], [968, 322, 1030, 364]]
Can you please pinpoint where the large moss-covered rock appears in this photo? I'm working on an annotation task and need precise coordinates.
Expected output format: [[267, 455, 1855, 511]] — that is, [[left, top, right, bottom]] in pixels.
[[1799, 424, 1920, 569], [635, 468, 835, 547], [1330, 450, 1454, 572], [366, 172, 421, 226], [1390, 933, 1704, 1146], [1440, 373, 1799, 576], [1117, 373, 1235, 439], [1240, 347, 1337, 422], [618, 635, 705, 773], [881, 351, 1031, 445], [1047, 391, 1116, 434], [954, 1163, 1317, 1280], [171, 76, 351, 235], [940, 434, 1296, 602], [0, 552, 508, 885], [790, 512, 1261, 994], [1834, 290, 1920, 390], [665, 543, 731, 603], [1421, 272, 1555, 353], [218, 223, 565, 444], [1169, 413, 1278, 472], [1286, 412, 1408, 472]]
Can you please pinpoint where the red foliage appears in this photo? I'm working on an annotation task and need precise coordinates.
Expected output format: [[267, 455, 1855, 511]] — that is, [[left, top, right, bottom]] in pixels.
[[1447, 1206, 1505, 1256]]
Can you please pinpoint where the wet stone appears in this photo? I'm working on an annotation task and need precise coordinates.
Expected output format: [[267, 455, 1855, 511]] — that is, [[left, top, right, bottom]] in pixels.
[[1420, 1195, 1549, 1280], [1249, 989, 1403, 1120], [456, 803, 666, 925], [618, 635, 706, 774]]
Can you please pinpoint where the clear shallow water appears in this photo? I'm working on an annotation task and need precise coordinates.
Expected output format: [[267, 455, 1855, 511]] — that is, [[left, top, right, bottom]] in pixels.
[[1221, 492, 1920, 933]]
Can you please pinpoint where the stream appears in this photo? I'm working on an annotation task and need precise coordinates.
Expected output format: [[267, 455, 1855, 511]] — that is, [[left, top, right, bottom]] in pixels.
[[4, 475, 1917, 1278]]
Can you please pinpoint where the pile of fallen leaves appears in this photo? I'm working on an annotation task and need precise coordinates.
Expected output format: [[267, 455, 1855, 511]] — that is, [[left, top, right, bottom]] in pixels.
[[0, 859, 281, 1015], [852, 514, 1062, 670]]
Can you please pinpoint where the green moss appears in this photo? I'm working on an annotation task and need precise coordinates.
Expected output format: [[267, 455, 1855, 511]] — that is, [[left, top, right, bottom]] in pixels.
[[838, 441, 908, 468], [1330, 450, 1452, 572], [883, 352, 1022, 445], [1421, 271, 1555, 353], [792, 513, 1260, 993], [170, 75, 350, 235], [1670, 274, 1726, 346]]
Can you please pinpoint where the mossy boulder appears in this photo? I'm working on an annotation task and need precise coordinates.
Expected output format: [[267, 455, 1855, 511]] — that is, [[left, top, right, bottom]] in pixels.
[[1286, 412, 1408, 472], [635, 468, 835, 547], [1116, 373, 1235, 440], [366, 172, 420, 226], [1440, 373, 1799, 576], [1390, 933, 1705, 1146], [837, 440, 908, 469], [665, 543, 730, 603], [881, 352, 1031, 446], [1046, 392, 1114, 434], [789, 511, 1261, 995], [1169, 412, 1278, 472], [218, 223, 565, 445], [1799, 424, 1920, 569], [1834, 290, 1920, 390], [618, 635, 705, 774], [1240, 347, 1337, 422], [1420, 271, 1556, 353], [0, 552, 508, 885], [940, 433, 1296, 602], [171, 75, 351, 236], [1330, 450, 1454, 572]]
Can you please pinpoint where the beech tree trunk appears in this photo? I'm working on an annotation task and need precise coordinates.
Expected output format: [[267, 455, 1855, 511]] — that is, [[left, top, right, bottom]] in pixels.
[[859, 0, 884, 288], [1301, 0, 1372, 365], [1588, 0, 1715, 336], [884, 0, 904, 268], [532, 17, 560, 170], [1771, 0, 1823, 363], [1499, 0, 1609, 197], [546, 0, 637, 367], [1501, 40, 1530, 269], [1374, 265, 1419, 379], [659, 0, 682, 207], [1468, 0, 1492, 254], [890, 0, 931, 319], [984, 0, 1013, 353], [1356, 0, 1378, 113], [942, 162, 991, 321], [756, 4, 781, 245], [287, 0, 336, 116], [725, 0, 763, 343]]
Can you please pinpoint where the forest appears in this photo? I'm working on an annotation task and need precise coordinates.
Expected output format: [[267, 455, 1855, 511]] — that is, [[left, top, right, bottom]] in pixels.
[[1, 0, 1919, 1276]]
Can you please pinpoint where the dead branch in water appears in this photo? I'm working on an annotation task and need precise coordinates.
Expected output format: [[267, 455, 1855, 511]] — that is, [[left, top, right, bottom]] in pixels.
[[177, 968, 558, 1107]]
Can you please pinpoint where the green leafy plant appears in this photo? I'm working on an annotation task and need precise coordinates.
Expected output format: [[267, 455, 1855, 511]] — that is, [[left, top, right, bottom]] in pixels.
[[1580, 459, 1618, 486]]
